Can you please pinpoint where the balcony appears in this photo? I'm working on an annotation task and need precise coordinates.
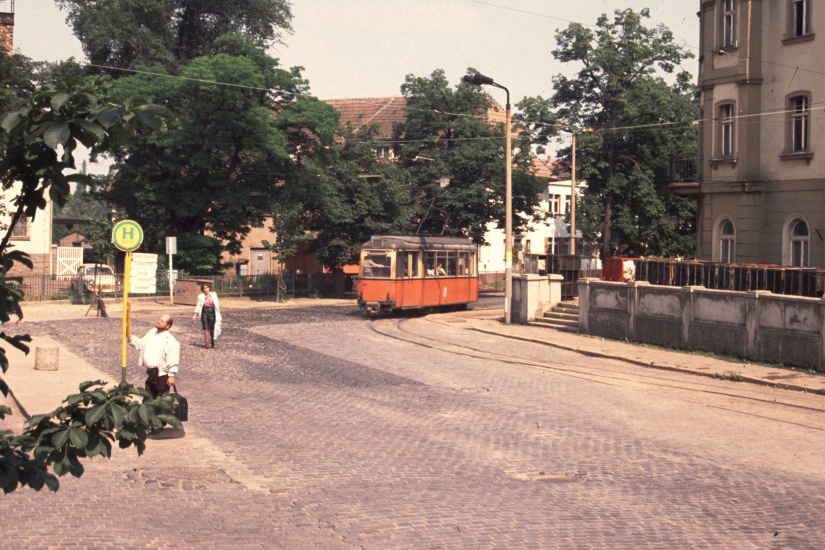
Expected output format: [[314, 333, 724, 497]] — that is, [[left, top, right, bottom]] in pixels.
[[667, 155, 699, 196]]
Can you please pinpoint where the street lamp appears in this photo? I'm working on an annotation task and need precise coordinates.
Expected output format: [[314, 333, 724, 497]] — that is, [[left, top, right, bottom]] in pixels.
[[463, 72, 513, 324]]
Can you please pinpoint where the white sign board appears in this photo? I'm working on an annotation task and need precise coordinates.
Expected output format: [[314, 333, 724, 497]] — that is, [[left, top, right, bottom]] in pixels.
[[166, 236, 177, 255], [131, 253, 158, 293]]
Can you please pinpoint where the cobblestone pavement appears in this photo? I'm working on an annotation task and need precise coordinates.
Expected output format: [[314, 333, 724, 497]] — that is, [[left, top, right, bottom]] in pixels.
[[2, 300, 825, 549]]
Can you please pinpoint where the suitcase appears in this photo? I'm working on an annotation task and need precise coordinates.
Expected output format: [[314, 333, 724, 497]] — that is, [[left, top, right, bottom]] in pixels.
[[168, 384, 188, 422]]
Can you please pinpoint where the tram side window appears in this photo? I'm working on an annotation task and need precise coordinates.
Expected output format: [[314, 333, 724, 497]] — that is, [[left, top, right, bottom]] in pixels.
[[426, 251, 458, 276], [396, 252, 420, 278], [457, 252, 469, 276], [362, 253, 391, 278], [426, 252, 447, 276], [446, 252, 457, 276], [426, 252, 437, 276], [408, 252, 420, 277]]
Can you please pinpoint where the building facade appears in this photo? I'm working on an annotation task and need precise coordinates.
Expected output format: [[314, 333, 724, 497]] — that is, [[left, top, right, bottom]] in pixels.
[[0, 1, 13, 54], [478, 157, 589, 273], [2, 1, 56, 276], [682, 0, 823, 267]]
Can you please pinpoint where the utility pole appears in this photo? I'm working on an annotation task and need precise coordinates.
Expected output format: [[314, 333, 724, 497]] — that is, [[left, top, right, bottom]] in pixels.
[[570, 132, 576, 256]]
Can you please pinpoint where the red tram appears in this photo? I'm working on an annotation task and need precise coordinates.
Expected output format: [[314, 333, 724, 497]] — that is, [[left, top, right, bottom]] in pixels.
[[357, 235, 479, 316]]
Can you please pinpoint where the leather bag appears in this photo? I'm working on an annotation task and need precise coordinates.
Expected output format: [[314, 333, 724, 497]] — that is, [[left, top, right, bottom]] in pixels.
[[168, 384, 189, 422]]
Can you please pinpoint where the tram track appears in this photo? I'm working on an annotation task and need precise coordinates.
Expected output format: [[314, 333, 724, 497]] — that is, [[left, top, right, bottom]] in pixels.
[[369, 316, 825, 431]]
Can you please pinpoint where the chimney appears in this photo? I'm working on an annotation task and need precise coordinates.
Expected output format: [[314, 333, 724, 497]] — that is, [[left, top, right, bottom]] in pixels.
[[0, 1, 14, 55]]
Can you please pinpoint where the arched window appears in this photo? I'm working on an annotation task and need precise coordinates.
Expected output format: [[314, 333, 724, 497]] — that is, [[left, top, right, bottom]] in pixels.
[[790, 220, 809, 267], [720, 220, 735, 263]]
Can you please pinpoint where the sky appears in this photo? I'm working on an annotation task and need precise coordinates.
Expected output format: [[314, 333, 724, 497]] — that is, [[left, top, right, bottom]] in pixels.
[[14, 0, 700, 105]]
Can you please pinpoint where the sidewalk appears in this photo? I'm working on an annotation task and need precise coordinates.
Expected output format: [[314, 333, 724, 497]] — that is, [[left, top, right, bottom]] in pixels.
[[0, 296, 352, 424], [3, 297, 824, 429], [429, 309, 825, 395]]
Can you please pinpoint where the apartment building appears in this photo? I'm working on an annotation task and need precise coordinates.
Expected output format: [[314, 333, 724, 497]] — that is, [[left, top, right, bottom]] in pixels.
[[676, 1, 823, 267]]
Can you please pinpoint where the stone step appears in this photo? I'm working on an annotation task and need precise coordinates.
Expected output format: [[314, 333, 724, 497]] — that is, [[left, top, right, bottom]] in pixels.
[[530, 318, 579, 333], [553, 302, 580, 313], [542, 311, 578, 323]]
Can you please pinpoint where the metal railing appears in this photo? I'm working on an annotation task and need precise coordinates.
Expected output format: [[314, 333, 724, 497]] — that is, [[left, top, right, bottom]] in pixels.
[[670, 155, 698, 183], [10, 271, 341, 302]]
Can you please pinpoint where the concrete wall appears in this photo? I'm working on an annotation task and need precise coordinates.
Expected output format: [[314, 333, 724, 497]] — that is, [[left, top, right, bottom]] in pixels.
[[578, 278, 825, 372], [512, 274, 562, 324]]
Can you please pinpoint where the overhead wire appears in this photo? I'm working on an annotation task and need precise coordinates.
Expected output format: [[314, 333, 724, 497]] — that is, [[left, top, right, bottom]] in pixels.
[[460, 0, 825, 82], [72, 4, 825, 148]]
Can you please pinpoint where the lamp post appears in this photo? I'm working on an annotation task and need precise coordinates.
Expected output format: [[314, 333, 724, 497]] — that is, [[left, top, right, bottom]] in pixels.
[[463, 72, 513, 324], [570, 131, 576, 256]]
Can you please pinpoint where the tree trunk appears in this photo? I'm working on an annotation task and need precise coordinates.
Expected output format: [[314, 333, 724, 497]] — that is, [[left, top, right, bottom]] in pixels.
[[602, 194, 613, 260]]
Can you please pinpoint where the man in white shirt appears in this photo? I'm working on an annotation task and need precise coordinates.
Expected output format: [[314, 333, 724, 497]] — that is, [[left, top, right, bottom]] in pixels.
[[130, 314, 180, 398]]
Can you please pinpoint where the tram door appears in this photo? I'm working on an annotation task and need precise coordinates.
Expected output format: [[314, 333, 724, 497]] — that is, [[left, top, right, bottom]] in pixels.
[[398, 251, 421, 308]]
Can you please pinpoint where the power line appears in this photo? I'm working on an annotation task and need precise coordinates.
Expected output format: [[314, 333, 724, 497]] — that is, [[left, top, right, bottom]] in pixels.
[[87, 64, 273, 92]]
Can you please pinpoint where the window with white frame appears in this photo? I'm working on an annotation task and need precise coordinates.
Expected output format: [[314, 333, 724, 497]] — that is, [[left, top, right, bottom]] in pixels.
[[790, 219, 810, 266], [792, 0, 811, 37], [790, 95, 809, 152], [720, 220, 735, 263], [723, 0, 736, 47], [375, 146, 395, 159], [10, 217, 28, 239], [719, 104, 735, 158], [548, 194, 562, 216]]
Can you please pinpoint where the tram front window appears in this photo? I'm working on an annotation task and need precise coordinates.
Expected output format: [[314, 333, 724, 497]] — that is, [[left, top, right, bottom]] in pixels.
[[362, 254, 392, 278]]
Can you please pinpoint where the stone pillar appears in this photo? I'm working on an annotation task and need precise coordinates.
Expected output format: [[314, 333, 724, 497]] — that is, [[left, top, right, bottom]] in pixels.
[[820, 298, 825, 373], [34, 346, 59, 371], [512, 274, 557, 324], [577, 278, 593, 333], [548, 274, 563, 308], [681, 286, 704, 349], [626, 281, 650, 342], [745, 291, 771, 360]]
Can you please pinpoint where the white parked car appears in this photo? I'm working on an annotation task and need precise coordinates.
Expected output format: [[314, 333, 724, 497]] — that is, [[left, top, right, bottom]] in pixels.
[[71, 264, 120, 293]]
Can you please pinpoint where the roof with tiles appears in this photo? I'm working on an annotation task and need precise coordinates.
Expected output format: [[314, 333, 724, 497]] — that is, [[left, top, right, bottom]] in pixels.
[[324, 97, 407, 140], [325, 95, 509, 140], [532, 156, 558, 181]]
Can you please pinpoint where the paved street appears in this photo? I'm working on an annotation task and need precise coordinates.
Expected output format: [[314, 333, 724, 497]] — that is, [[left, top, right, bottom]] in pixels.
[[2, 299, 825, 548]]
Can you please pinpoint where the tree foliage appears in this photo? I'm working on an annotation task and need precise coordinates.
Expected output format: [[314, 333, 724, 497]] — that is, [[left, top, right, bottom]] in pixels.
[[2, 381, 183, 493], [0, 77, 173, 493], [52, 178, 109, 243], [309, 125, 412, 267], [56, 0, 292, 70], [519, 8, 698, 259], [102, 34, 339, 273], [396, 69, 543, 245], [79, 215, 115, 266]]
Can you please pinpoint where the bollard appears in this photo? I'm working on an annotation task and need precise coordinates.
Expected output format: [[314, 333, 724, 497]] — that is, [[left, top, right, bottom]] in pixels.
[[34, 346, 59, 371]]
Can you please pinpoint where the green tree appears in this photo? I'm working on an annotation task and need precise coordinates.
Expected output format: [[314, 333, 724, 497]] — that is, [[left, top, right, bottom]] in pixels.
[[0, 76, 176, 493], [0, 47, 37, 115], [102, 34, 339, 273], [396, 69, 544, 245], [309, 124, 411, 268], [79, 216, 115, 266], [519, 8, 697, 259], [56, 0, 292, 70], [53, 180, 109, 244]]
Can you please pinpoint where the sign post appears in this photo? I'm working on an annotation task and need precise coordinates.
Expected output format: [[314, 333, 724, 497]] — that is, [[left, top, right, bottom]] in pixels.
[[112, 220, 144, 383], [166, 236, 177, 305]]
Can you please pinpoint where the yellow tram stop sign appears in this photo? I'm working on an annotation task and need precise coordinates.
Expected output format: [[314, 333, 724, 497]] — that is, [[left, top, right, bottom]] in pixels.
[[112, 220, 144, 252]]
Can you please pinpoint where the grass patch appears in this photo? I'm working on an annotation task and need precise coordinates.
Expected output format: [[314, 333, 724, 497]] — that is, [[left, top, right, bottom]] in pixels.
[[629, 340, 825, 377]]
